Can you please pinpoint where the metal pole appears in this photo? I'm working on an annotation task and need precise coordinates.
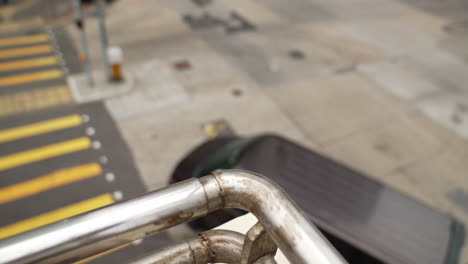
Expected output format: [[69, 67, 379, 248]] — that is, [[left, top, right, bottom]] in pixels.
[[72, 0, 94, 88], [0, 170, 346, 264], [96, 0, 111, 82]]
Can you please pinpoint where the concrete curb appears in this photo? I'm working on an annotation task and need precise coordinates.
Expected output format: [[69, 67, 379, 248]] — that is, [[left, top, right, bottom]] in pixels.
[[67, 70, 136, 103]]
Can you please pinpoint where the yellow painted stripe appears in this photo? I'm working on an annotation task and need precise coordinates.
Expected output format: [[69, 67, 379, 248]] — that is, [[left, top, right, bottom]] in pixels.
[[0, 69, 63, 87], [0, 137, 92, 171], [0, 163, 102, 205], [0, 194, 113, 239], [0, 56, 58, 72], [73, 244, 130, 264], [0, 34, 49, 47], [0, 45, 53, 59], [0, 85, 73, 118], [0, 115, 82, 143]]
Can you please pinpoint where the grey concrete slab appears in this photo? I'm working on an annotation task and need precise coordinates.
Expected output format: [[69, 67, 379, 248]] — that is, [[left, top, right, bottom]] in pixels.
[[165, 1, 382, 87], [267, 73, 408, 145], [441, 34, 468, 65], [407, 51, 468, 94], [241, 24, 355, 81], [258, 0, 333, 23], [396, 135, 468, 208], [416, 91, 468, 139], [199, 30, 283, 86], [104, 60, 190, 120], [165, 0, 290, 86], [358, 61, 440, 101], [165, 51, 248, 90], [196, 25, 355, 87], [163, 0, 206, 15], [218, 0, 284, 26], [396, 10, 449, 41], [297, 23, 382, 65], [323, 111, 450, 178], [335, 19, 438, 58], [397, 0, 468, 21], [307, 0, 412, 22]]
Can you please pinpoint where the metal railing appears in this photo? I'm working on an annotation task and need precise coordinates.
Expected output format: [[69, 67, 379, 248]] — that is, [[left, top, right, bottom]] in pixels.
[[0, 170, 346, 264]]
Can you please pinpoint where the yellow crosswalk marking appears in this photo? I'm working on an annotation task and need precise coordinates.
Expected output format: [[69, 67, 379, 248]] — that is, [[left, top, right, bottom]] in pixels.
[[73, 244, 130, 264], [0, 137, 92, 171], [0, 163, 102, 205], [0, 86, 73, 118], [0, 34, 49, 47], [0, 194, 113, 239], [0, 44, 53, 59], [0, 56, 58, 72], [0, 69, 62, 87], [0, 115, 82, 143]]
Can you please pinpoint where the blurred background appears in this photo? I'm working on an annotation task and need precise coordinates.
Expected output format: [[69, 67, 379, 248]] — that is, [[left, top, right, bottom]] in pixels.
[[0, 0, 467, 263]]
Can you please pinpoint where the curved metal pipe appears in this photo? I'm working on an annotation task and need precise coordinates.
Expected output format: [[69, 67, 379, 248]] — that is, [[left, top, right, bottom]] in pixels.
[[130, 230, 245, 264], [0, 170, 345, 264], [210, 170, 345, 264]]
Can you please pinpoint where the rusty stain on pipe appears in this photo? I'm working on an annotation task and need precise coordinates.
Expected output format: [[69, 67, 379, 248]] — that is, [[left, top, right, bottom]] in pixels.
[[130, 230, 244, 264]]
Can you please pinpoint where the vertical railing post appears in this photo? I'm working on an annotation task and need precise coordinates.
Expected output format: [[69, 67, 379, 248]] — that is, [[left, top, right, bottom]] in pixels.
[[72, 0, 94, 88], [96, 0, 111, 82]]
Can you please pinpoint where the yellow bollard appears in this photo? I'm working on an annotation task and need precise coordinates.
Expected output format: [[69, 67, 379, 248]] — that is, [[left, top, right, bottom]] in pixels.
[[107, 46, 123, 82]]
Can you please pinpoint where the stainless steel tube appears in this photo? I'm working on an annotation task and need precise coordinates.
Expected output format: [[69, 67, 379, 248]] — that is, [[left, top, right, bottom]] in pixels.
[[0, 170, 345, 264], [130, 230, 245, 264], [210, 170, 346, 264]]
